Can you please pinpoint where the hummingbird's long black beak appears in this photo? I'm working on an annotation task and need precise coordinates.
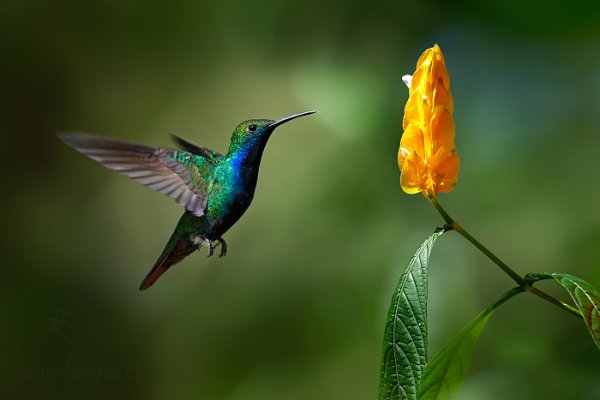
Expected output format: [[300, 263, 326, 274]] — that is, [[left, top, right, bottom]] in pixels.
[[268, 110, 317, 129]]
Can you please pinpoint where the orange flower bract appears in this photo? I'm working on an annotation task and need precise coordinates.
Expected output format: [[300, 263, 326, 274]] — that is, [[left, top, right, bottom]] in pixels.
[[398, 44, 459, 197]]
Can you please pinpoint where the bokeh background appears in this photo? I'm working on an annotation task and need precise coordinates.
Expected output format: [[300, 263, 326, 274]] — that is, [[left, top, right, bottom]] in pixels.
[[2, 0, 600, 399]]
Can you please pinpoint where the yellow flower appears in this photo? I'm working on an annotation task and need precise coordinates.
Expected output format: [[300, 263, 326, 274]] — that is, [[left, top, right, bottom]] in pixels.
[[398, 44, 460, 197]]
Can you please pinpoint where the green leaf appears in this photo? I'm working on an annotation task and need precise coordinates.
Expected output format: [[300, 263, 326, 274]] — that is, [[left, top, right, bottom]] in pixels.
[[379, 229, 444, 400], [548, 273, 600, 349], [417, 287, 523, 400]]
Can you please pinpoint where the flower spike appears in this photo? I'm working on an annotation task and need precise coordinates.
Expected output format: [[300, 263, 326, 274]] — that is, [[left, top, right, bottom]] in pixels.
[[398, 44, 460, 197]]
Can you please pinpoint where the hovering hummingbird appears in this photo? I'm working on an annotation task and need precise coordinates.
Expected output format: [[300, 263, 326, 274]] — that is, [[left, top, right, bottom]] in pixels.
[[59, 110, 316, 290]]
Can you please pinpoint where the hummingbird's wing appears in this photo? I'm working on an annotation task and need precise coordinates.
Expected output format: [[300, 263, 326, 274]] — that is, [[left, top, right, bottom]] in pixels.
[[170, 134, 223, 162], [58, 133, 217, 217]]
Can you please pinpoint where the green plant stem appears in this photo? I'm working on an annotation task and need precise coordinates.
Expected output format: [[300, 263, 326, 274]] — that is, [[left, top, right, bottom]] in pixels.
[[493, 286, 526, 310], [428, 196, 582, 319]]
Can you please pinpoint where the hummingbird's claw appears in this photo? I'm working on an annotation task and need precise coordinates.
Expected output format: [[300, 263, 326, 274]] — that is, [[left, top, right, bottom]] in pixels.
[[200, 238, 214, 257], [217, 237, 227, 257], [196, 237, 226, 257]]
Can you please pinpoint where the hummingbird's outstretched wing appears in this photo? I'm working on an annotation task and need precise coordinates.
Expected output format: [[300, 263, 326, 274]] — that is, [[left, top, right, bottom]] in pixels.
[[170, 134, 223, 162], [58, 133, 218, 217]]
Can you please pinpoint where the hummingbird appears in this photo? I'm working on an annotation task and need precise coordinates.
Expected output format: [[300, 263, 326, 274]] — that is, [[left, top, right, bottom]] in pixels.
[[58, 110, 316, 290]]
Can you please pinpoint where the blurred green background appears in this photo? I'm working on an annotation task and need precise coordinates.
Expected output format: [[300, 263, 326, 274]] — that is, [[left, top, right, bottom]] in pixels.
[[2, 0, 600, 399]]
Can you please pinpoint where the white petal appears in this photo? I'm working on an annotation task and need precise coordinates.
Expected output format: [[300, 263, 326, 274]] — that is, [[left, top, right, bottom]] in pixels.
[[402, 74, 413, 89]]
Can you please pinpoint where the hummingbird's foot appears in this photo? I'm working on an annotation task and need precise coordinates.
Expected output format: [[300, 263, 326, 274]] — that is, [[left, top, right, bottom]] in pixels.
[[216, 237, 227, 257], [201, 238, 214, 257]]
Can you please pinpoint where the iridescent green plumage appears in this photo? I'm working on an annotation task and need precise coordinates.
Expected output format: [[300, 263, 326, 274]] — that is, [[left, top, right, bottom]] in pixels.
[[59, 111, 315, 290]]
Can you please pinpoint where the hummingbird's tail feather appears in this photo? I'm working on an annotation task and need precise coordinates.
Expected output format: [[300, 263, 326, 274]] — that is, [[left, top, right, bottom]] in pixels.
[[139, 253, 171, 291], [139, 235, 197, 290]]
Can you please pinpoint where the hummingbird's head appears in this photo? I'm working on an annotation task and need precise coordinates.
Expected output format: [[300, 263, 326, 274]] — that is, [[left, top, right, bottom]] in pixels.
[[227, 111, 316, 155]]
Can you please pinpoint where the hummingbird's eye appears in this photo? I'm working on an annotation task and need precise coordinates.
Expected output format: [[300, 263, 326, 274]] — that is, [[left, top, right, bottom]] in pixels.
[[247, 124, 257, 133]]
